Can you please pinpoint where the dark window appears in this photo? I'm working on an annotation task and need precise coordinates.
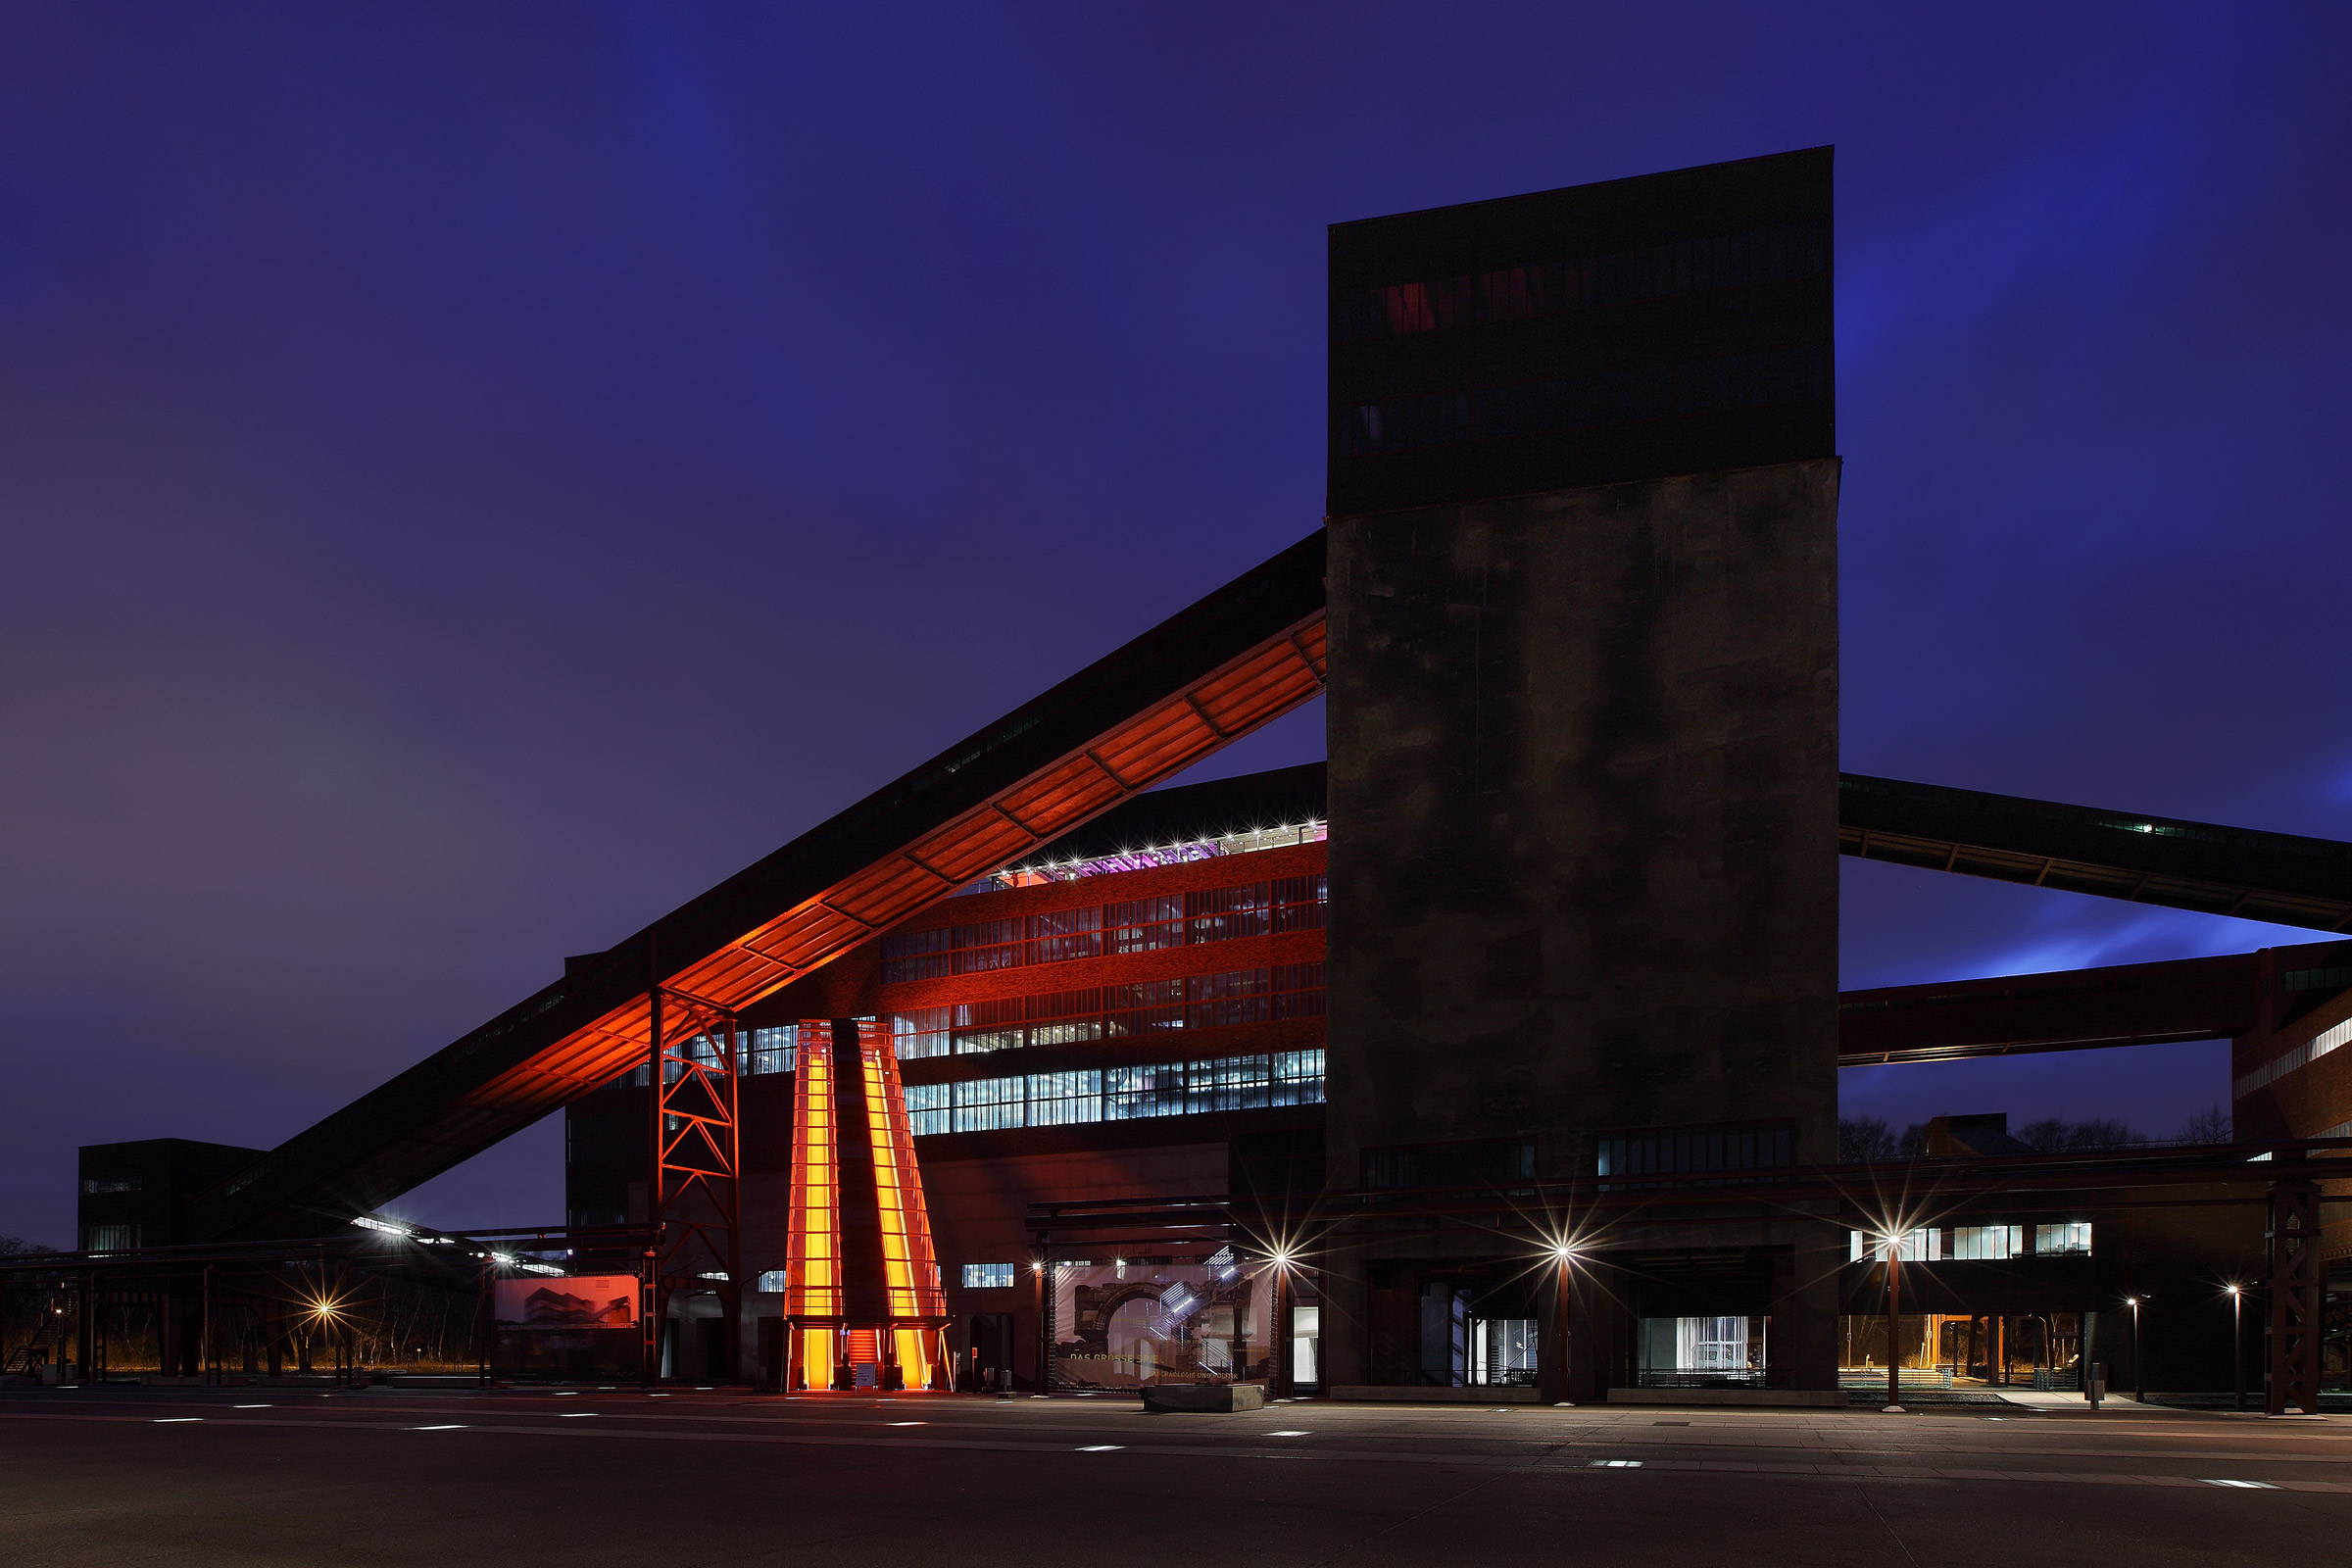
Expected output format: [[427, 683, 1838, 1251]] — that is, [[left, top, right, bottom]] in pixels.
[[1027, 906, 1102, 965], [1360, 1140, 1536, 1192], [1334, 221, 1831, 346], [1595, 1122, 1792, 1188], [1107, 895, 1185, 954]]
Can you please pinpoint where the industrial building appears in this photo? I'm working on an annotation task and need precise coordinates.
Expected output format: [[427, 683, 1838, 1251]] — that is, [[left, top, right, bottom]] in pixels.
[[19, 149, 2348, 1409]]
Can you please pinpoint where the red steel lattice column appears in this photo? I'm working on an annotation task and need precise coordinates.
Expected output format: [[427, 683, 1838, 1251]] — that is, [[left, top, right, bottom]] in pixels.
[[645, 987, 741, 1383]]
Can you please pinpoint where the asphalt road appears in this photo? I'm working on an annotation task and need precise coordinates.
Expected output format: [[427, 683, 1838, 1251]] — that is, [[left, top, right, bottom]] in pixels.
[[2, 1386, 2346, 1566]]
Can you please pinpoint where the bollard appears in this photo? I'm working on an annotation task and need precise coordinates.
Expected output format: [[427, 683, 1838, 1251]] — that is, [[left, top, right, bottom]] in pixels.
[[2087, 1361, 2105, 1410]]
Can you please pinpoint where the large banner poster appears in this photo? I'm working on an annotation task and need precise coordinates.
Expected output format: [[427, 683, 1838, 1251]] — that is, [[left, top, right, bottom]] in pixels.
[[494, 1275, 639, 1329]]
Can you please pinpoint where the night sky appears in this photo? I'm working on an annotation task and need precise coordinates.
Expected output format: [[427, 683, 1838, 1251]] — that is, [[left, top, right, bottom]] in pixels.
[[6, 6, 2350, 1247]]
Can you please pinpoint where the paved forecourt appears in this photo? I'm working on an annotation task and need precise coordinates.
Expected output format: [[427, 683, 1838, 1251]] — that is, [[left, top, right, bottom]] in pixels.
[[3, 1387, 2348, 1567]]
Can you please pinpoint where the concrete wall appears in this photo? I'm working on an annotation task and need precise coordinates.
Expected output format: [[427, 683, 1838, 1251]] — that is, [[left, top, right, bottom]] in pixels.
[[1323, 456, 1841, 1385]]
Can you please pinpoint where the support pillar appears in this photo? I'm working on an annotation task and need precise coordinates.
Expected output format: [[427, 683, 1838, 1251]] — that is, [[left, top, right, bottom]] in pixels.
[[646, 985, 742, 1384], [75, 1269, 94, 1384], [1270, 1265, 1294, 1400], [1537, 1255, 1568, 1404], [1770, 1231, 1840, 1392], [2266, 1181, 2322, 1416]]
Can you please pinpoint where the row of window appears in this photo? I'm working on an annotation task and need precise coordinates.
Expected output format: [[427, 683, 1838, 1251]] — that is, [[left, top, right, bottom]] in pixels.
[[904, 1051, 1327, 1135], [1362, 1139, 1535, 1191], [882, 875, 1327, 982], [608, 967, 1324, 1090], [610, 1025, 800, 1088], [893, 964, 1326, 1059], [1340, 346, 1831, 456], [1597, 1123, 1792, 1183], [2234, 1013, 2350, 1100], [1851, 1222, 2093, 1262], [1334, 221, 1830, 343]]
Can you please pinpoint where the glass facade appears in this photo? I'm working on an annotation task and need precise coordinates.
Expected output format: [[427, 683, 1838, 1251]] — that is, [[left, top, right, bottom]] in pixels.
[[905, 1051, 1324, 1136], [1840, 1312, 2085, 1389], [882, 875, 1326, 982], [1048, 1252, 1283, 1390], [886, 963, 1326, 1061], [1638, 1316, 1767, 1385], [1850, 1223, 2089, 1260]]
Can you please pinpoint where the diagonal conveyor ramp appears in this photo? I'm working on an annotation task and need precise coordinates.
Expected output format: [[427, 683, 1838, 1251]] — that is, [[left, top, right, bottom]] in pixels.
[[186, 530, 1328, 1242]]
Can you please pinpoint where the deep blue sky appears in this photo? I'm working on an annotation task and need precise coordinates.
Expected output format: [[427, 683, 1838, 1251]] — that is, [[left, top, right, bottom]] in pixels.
[[5, 5, 2349, 1246]]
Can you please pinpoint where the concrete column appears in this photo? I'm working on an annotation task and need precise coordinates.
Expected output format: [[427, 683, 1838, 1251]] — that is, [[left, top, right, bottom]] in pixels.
[[1769, 1236, 1840, 1392]]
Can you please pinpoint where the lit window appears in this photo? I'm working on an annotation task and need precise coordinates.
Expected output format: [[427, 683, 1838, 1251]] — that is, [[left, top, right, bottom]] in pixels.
[[889, 1010, 953, 1060], [747, 1026, 798, 1075], [754, 1270, 788, 1293], [1025, 1071, 1103, 1126], [2034, 1221, 2091, 1254], [961, 1263, 1016, 1290], [1847, 1228, 1937, 1262], [1948, 1225, 2022, 1260], [953, 1077, 1025, 1133], [906, 1083, 950, 1138]]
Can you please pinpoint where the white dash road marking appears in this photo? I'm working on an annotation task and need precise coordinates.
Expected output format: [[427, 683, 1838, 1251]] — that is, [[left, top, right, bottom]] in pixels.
[[1270, 1431, 1310, 1437], [1077, 1445, 1123, 1452], [154, 1418, 203, 1423], [233, 1404, 270, 1409], [2204, 1479, 2279, 1489], [1591, 1459, 1642, 1468], [887, 1421, 926, 1426], [558, 1413, 598, 1418], [412, 1425, 467, 1431]]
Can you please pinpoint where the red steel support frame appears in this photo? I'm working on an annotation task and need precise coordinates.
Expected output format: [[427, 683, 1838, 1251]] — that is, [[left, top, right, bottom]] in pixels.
[[644, 985, 742, 1385], [2266, 1180, 2323, 1416]]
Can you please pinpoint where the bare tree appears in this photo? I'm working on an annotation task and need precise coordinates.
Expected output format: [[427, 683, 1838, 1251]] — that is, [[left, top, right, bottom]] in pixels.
[[0, 1235, 56, 1256], [1838, 1116, 1896, 1162], [2064, 1117, 2142, 1150], [2018, 1117, 2071, 1152], [2175, 1104, 2231, 1144]]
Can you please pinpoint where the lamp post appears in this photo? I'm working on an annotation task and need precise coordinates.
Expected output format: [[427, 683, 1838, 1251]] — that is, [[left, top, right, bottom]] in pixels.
[[2227, 1285, 2243, 1413], [2127, 1296, 2142, 1404], [1884, 1233, 1903, 1414], [1550, 1244, 1575, 1407], [1269, 1253, 1294, 1401]]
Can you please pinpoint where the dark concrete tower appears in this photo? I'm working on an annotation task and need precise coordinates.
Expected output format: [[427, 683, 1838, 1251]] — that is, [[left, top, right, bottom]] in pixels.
[[1322, 150, 1842, 1394]]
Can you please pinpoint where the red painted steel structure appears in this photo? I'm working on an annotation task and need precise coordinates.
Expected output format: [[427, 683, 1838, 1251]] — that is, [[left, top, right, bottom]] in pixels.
[[645, 986, 741, 1383], [782, 1019, 950, 1391]]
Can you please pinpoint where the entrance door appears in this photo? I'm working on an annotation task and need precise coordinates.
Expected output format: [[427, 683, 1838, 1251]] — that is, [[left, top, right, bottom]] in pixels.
[[970, 1312, 1014, 1391]]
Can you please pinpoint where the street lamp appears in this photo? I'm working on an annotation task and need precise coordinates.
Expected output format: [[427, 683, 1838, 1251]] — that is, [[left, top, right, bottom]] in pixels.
[[1546, 1241, 1578, 1407], [2126, 1297, 2142, 1404], [1884, 1233, 1905, 1414], [2226, 1285, 2243, 1412]]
